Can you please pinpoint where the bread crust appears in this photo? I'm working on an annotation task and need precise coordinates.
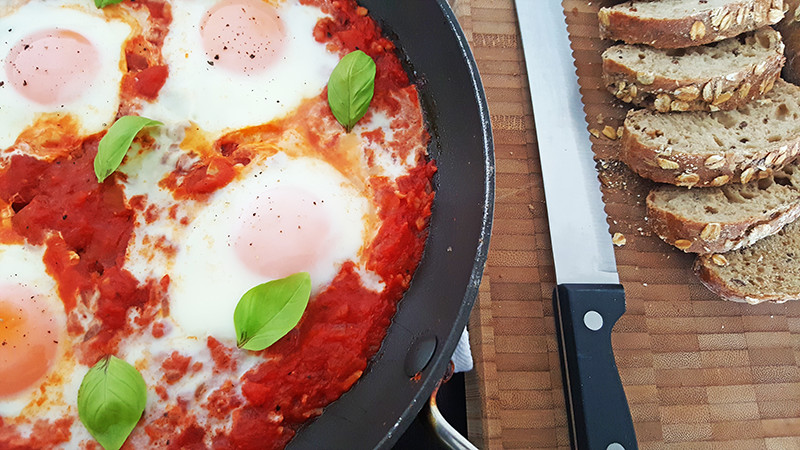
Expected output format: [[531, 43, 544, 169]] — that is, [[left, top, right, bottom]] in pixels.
[[646, 187, 800, 253], [694, 256, 800, 303], [619, 103, 800, 187], [602, 36, 785, 112], [779, 20, 800, 84], [599, 0, 783, 48]]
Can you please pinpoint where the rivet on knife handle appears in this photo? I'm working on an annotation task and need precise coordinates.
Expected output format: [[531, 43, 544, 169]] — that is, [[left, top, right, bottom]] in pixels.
[[553, 284, 637, 450]]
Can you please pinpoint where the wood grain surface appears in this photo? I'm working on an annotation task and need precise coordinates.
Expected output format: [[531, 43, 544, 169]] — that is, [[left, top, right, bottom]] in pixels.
[[459, 1, 800, 449]]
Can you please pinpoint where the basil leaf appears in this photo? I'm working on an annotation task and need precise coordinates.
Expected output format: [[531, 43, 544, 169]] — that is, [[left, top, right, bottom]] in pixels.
[[327, 50, 376, 132], [94, 116, 161, 183], [234, 272, 312, 351], [94, 0, 125, 7], [77, 356, 147, 450]]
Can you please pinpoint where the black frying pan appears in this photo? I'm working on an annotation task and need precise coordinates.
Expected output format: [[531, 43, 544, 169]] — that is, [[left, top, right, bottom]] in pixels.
[[289, 1, 494, 448]]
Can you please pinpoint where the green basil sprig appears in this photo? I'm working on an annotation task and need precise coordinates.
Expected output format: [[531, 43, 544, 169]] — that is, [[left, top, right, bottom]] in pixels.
[[77, 356, 147, 450], [94, 0, 125, 7], [94, 116, 161, 183], [234, 272, 312, 351], [327, 50, 376, 132]]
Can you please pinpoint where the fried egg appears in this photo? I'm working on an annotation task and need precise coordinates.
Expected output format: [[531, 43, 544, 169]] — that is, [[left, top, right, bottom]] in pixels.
[[138, 0, 339, 135], [0, 244, 80, 419], [123, 147, 374, 344], [0, 0, 133, 150]]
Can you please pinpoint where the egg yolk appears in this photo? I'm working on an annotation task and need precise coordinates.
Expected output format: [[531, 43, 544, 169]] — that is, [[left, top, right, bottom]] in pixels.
[[0, 284, 60, 398], [235, 186, 334, 280], [200, 0, 286, 74], [4, 29, 100, 105]]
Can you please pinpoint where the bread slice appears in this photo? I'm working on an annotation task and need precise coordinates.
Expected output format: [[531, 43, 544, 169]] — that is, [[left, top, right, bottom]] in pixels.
[[695, 219, 800, 303], [620, 79, 800, 187], [603, 28, 785, 112], [599, 0, 784, 48], [647, 165, 800, 253]]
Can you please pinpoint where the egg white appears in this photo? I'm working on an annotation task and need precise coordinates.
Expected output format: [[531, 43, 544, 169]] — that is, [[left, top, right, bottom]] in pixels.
[[0, 244, 81, 421]]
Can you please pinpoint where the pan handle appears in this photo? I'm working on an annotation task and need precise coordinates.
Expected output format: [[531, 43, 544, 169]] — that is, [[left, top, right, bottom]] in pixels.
[[427, 363, 478, 450]]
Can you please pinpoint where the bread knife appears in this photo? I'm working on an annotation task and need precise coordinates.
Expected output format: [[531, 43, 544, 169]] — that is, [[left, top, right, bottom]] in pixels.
[[513, 2, 638, 449]]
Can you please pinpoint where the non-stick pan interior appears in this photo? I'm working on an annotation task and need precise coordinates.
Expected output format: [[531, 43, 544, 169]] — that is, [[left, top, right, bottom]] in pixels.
[[288, 1, 494, 448]]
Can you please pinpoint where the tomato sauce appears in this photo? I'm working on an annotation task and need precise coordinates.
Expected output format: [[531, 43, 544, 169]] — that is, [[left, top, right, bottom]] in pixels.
[[118, 0, 173, 115], [0, 139, 163, 365], [0, 417, 73, 449]]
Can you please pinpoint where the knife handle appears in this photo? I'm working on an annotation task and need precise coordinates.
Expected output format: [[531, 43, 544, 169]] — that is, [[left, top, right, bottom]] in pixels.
[[553, 284, 637, 450]]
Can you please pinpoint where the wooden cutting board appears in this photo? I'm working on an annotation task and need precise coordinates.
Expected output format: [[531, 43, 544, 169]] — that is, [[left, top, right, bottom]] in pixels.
[[458, 1, 800, 448]]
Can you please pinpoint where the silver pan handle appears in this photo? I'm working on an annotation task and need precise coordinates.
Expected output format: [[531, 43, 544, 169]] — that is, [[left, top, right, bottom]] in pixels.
[[427, 363, 478, 450]]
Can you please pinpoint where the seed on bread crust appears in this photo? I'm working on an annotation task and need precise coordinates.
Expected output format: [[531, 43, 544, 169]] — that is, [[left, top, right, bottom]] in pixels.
[[701, 223, 722, 241], [654, 94, 672, 112], [765, 152, 779, 167], [761, 77, 776, 94], [741, 167, 756, 183], [719, 12, 734, 31], [754, 60, 768, 76], [711, 254, 729, 266], [703, 81, 715, 102], [768, 8, 784, 22], [739, 82, 752, 99], [713, 91, 734, 105], [736, 6, 747, 25], [675, 239, 693, 250], [637, 72, 655, 85], [676, 172, 701, 186], [675, 86, 701, 101], [714, 79, 724, 99], [657, 157, 680, 170], [690, 21, 707, 41], [711, 175, 731, 186], [671, 100, 690, 112], [712, 8, 727, 28], [705, 155, 726, 170]]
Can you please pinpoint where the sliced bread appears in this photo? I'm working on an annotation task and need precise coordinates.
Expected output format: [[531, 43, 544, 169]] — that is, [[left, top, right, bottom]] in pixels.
[[603, 28, 785, 112], [647, 165, 800, 253], [620, 79, 800, 187], [695, 219, 800, 303], [599, 0, 784, 48]]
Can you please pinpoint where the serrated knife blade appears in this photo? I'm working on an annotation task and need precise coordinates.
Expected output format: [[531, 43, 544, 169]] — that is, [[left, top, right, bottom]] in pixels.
[[514, 1, 638, 449]]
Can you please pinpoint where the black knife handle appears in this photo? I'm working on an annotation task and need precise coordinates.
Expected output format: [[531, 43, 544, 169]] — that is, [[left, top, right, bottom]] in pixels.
[[553, 284, 637, 450]]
